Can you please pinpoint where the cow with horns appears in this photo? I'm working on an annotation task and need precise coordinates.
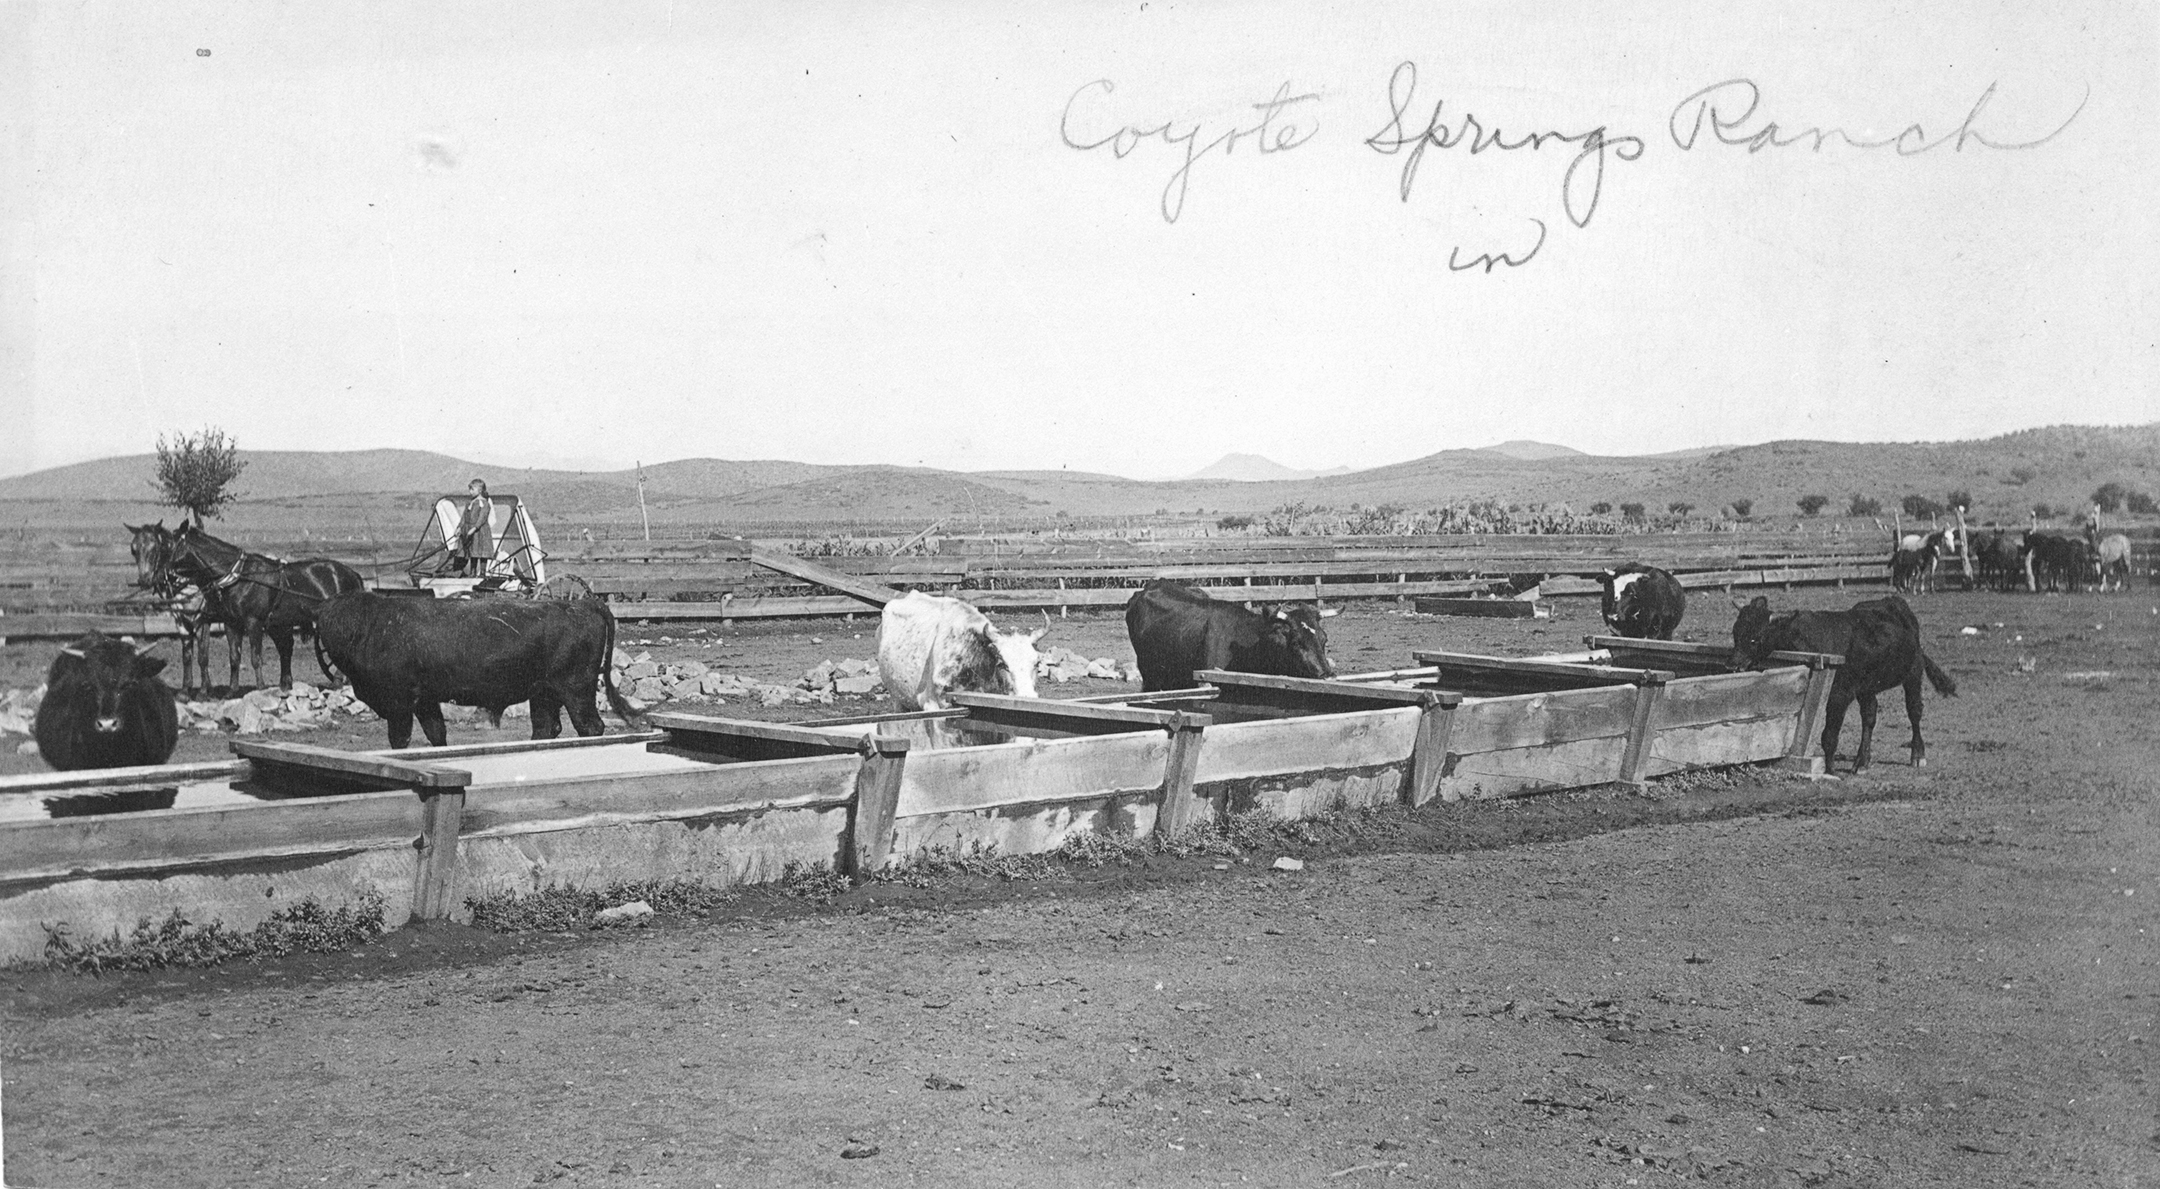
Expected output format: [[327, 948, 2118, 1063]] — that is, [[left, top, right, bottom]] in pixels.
[[1596, 564, 1686, 640], [1124, 580, 1335, 693], [32, 634, 180, 771], [1728, 592, 1956, 773], [876, 592, 1048, 712]]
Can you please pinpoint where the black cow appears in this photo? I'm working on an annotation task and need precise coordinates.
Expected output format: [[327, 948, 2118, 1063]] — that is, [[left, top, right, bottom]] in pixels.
[[315, 592, 641, 748], [1124, 580, 1334, 693], [1729, 594, 1956, 773], [32, 635, 179, 771], [1596, 564, 1685, 639]]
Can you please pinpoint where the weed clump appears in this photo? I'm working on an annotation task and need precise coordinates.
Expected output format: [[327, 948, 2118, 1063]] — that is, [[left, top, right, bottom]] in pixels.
[[466, 879, 740, 932], [41, 893, 387, 976]]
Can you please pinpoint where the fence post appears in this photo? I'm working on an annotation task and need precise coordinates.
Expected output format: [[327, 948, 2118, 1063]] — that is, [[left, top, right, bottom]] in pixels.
[[412, 786, 466, 920], [846, 735, 910, 883], [1156, 712, 1210, 835], [1405, 690, 1462, 805], [1618, 673, 1669, 786], [1776, 655, 1839, 775]]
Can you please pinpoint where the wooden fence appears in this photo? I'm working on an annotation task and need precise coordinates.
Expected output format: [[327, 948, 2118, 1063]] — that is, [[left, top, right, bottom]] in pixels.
[[5, 530, 2155, 634]]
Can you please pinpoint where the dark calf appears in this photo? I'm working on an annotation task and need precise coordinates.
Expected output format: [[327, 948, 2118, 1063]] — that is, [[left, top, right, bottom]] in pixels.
[[1730, 594, 1955, 773]]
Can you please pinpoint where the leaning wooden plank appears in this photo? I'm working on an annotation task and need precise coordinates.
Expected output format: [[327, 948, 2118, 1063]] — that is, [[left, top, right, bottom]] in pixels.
[[747, 548, 900, 608], [1444, 686, 1640, 754], [1411, 651, 1674, 685], [651, 712, 870, 755], [362, 731, 666, 762], [1410, 598, 1550, 619], [1651, 668, 1809, 731], [1198, 671, 1440, 707], [948, 692, 1198, 733], [0, 760, 248, 795], [231, 740, 470, 788], [896, 732, 1171, 817], [0, 790, 425, 883], [1190, 708, 1421, 784], [459, 752, 862, 837]]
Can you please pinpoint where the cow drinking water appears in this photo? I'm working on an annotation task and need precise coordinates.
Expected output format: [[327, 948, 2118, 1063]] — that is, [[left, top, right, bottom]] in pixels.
[[1729, 593, 1955, 774], [875, 592, 1046, 712], [32, 634, 180, 771], [1124, 580, 1334, 693]]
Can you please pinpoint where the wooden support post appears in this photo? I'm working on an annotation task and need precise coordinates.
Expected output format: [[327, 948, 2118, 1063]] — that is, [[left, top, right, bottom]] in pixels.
[[412, 787, 466, 920], [1405, 691, 1462, 806], [845, 735, 910, 883], [1776, 654, 1839, 776], [1618, 674, 1668, 786], [1156, 712, 1210, 836]]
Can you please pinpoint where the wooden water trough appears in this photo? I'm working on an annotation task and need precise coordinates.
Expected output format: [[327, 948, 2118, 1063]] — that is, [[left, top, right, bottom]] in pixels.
[[0, 640, 1837, 964]]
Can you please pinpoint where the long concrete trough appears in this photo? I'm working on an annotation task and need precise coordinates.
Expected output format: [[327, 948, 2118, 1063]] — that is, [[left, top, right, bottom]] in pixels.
[[0, 638, 1839, 964]]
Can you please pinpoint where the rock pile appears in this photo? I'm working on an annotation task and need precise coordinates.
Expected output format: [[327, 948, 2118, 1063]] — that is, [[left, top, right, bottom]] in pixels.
[[175, 681, 378, 735]]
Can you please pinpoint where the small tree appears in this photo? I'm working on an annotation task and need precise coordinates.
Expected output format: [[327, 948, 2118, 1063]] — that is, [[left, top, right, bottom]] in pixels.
[[1619, 502, 1646, 523], [2031, 502, 2054, 520], [1848, 495, 1883, 517], [1729, 497, 1753, 518], [1667, 501, 1694, 517], [1901, 494, 1945, 520], [152, 428, 247, 526], [1797, 494, 1829, 516], [2092, 481, 2130, 513], [2128, 491, 2157, 515], [1945, 489, 1972, 512], [2005, 465, 2035, 487], [1589, 501, 1612, 515]]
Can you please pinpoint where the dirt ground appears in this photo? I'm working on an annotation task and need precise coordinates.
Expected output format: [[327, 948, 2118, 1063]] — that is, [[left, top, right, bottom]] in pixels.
[[3, 588, 2157, 1187]]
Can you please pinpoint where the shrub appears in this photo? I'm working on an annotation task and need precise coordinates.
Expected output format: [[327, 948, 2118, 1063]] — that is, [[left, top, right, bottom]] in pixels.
[[1729, 498, 1752, 518], [2128, 491, 2157, 515], [152, 427, 248, 526], [1589, 501, 1612, 515], [1901, 494, 1945, 520], [1797, 494, 1829, 516], [2092, 482, 2130, 513], [2005, 466, 2036, 487], [1848, 495, 1883, 517], [1945, 489, 1972, 512], [1667, 502, 1694, 517], [42, 894, 386, 975], [1619, 502, 1646, 523], [2031, 502, 2055, 520], [1215, 514, 1254, 530]]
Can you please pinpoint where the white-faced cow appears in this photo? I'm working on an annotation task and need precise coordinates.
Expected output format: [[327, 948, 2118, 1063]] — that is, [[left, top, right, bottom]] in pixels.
[[315, 592, 640, 748], [1124, 580, 1334, 693], [32, 634, 180, 771], [876, 591, 1047, 712], [1596, 564, 1685, 640], [1729, 593, 1955, 773]]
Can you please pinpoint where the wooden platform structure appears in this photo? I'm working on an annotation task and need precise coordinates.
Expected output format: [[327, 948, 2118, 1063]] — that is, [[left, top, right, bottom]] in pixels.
[[0, 640, 1839, 964]]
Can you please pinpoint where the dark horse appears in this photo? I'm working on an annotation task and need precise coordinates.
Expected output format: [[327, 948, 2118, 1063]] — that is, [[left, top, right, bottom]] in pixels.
[[130, 521, 365, 692]]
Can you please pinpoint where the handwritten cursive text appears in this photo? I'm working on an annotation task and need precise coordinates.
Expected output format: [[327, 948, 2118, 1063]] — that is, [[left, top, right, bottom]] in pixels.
[[1668, 79, 2087, 154], [1061, 80, 1321, 223], [1364, 61, 1645, 229]]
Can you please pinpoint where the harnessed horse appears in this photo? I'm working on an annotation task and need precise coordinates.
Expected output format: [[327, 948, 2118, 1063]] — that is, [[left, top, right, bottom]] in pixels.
[[130, 521, 365, 692]]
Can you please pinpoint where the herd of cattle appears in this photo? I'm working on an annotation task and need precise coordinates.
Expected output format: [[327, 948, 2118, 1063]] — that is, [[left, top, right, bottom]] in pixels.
[[22, 515, 2142, 782], [1891, 522, 2134, 594]]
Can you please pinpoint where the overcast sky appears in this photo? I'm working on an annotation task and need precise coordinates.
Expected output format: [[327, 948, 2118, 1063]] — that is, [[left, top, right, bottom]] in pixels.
[[3, 1, 2153, 481]]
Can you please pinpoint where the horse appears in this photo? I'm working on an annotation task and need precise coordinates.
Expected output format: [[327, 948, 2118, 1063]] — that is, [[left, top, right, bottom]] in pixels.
[[126, 522, 215, 697], [150, 523, 366, 691]]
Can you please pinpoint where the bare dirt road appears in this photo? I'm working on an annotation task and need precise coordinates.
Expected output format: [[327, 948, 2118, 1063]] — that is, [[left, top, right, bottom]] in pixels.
[[3, 589, 2156, 1187]]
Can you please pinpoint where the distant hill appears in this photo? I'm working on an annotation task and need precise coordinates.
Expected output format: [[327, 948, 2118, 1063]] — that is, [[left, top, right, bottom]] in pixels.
[[1478, 440, 1587, 461], [1184, 454, 1355, 482], [2, 425, 2152, 533]]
